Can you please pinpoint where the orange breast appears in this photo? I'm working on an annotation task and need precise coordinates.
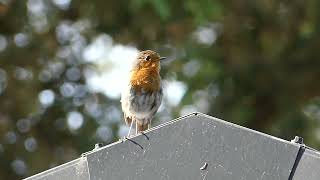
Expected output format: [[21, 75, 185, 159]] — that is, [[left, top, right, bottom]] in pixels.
[[130, 67, 161, 93]]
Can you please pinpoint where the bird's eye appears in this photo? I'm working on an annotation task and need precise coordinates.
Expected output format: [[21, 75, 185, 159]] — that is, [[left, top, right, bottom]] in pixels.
[[145, 55, 151, 61]]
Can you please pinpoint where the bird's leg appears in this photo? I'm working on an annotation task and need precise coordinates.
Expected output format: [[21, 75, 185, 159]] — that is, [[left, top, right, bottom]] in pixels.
[[127, 120, 134, 137], [135, 120, 139, 135], [138, 120, 150, 140], [147, 119, 152, 130]]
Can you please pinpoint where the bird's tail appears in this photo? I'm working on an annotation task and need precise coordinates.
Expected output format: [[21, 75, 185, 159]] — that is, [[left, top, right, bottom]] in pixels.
[[124, 113, 132, 126]]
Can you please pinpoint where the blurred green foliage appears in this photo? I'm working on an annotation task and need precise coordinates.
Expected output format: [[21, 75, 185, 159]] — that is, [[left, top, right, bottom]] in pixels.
[[1, 0, 320, 179]]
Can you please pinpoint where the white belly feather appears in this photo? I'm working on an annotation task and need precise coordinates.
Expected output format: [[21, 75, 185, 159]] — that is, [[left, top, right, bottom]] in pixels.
[[121, 84, 163, 125]]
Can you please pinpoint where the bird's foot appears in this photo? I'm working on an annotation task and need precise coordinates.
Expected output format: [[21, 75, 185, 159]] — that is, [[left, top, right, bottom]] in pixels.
[[139, 131, 150, 140], [119, 135, 133, 143]]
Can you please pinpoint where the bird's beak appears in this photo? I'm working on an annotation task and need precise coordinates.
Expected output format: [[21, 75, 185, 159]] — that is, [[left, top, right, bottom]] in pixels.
[[159, 57, 167, 61]]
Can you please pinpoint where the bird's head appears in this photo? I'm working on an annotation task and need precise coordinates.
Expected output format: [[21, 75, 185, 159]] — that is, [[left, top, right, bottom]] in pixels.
[[132, 50, 166, 70]]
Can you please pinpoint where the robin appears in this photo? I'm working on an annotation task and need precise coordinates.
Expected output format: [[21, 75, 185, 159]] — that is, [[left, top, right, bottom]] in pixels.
[[121, 50, 166, 136]]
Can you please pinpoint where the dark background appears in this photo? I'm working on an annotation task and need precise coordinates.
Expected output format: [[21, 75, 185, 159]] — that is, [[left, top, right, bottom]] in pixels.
[[1, 0, 320, 179]]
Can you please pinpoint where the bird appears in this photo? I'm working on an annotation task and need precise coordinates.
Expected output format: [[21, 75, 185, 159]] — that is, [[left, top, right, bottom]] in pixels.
[[121, 50, 166, 136]]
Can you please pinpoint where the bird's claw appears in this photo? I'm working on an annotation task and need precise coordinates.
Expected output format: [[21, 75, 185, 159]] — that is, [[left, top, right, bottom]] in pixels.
[[139, 131, 150, 140], [120, 135, 133, 143]]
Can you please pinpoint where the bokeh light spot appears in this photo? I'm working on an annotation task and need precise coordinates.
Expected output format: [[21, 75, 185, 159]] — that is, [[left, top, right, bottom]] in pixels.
[[183, 60, 201, 77], [14, 67, 33, 81], [194, 24, 219, 45], [5, 131, 17, 144], [118, 125, 129, 138], [11, 159, 27, 175], [96, 126, 113, 142], [82, 34, 113, 63], [27, 0, 45, 14], [16, 119, 31, 133], [164, 80, 187, 106], [60, 82, 75, 97], [85, 44, 138, 99], [66, 67, 81, 81], [24, 137, 38, 152], [67, 111, 84, 131], [38, 89, 55, 106], [51, 0, 71, 10], [14, 33, 30, 47]]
